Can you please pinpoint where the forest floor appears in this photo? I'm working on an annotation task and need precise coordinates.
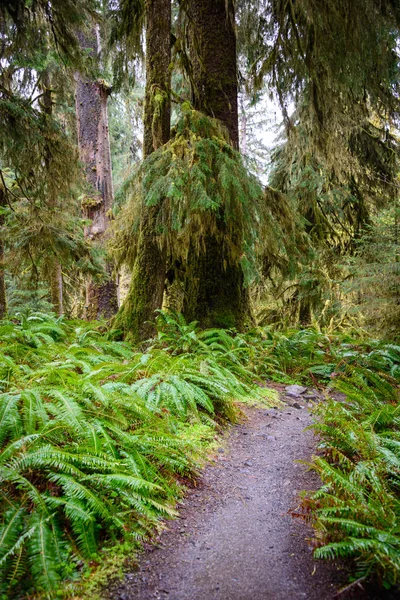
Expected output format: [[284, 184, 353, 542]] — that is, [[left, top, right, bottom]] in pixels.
[[105, 386, 395, 600]]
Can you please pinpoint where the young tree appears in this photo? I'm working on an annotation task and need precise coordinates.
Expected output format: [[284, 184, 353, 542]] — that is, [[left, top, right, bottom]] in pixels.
[[42, 72, 64, 315], [75, 26, 119, 320], [0, 183, 6, 319], [0, 0, 100, 317]]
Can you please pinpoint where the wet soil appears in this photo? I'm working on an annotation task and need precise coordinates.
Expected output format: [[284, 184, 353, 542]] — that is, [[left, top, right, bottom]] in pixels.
[[107, 396, 397, 600]]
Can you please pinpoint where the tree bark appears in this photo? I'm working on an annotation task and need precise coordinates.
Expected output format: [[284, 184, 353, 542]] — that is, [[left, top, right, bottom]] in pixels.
[[182, 235, 250, 329], [187, 0, 239, 148], [183, 0, 251, 330], [75, 27, 118, 321], [240, 97, 247, 156], [49, 262, 63, 316], [143, 0, 171, 158], [42, 71, 64, 316], [113, 0, 171, 342], [299, 298, 312, 327], [0, 183, 6, 319]]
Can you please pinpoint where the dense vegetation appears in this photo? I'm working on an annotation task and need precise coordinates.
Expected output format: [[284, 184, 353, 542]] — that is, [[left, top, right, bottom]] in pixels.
[[1, 0, 399, 597], [0, 311, 398, 596], [309, 370, 400, 588], [0, 311, 274, 597]]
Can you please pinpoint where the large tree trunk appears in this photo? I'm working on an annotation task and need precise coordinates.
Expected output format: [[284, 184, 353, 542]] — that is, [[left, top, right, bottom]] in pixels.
[[75, 27, 118, 321], [188, 0, 239, 148], [182, 0, 251, 329], [0, 183, 6, 319], [143, 0, 171, 158], [42, 72, 64, 316], [182, 235, 250, 329], [113, 0, 171, 342]]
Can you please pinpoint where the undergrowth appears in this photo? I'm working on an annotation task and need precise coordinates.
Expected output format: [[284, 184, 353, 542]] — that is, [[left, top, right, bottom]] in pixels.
[[0, 311, 274, 599], [149, 313, 400, 588], [1, 311, 398, 596], [302, 367, 400, 589], [237, 326, 400, 385], [257, 327, 400, 588]]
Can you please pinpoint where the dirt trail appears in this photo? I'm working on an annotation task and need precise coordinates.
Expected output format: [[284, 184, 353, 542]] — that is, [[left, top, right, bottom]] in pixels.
[[107, 399, 385, 600]]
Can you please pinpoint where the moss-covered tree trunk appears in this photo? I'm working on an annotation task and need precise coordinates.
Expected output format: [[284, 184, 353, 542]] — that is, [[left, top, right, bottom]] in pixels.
[[142, 0, 171, 159], [182, 235, 250, 329], [187, 0, 239, 148], [113, 0, 171, 342], [75, 27, 118, 321], [0, 183, 6, 319], [183, 0, 251, 329]]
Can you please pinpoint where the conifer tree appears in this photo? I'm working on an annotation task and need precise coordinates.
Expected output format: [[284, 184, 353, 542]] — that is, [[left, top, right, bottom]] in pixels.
[[181, 0, 251, 329], [0, 183, 6, 319], [75, 25, 119, 320], [0, 0, 100, 317], [113, 0, 171, 340], [42, 71, 64, 316]]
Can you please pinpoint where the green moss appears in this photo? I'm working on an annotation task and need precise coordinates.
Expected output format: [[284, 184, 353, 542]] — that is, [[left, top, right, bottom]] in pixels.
[[81, 194, 102, 209], [113, 110, 271, 338], [113, 206, 166, 342]]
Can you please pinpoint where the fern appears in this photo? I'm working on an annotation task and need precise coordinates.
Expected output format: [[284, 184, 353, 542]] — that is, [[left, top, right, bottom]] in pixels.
[[3, 311, 397, 594], [306, 367, 400, 588], [0, 312, 272, 596]]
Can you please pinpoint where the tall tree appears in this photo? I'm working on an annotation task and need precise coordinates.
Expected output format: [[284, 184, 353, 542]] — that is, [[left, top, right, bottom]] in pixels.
[[0, 183, 6, 319], [113, 0, 171, 341], [0, 0, 100, 316], [75, 26, 119, 320], [187, 0, 239, 148], [42, 71, 64, 316], [181, 0, 251, 329]]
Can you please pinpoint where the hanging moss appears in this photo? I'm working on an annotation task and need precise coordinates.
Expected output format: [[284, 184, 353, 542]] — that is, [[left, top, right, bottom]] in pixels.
[[112, 107, 308, 336], [112, 108, 258, 335], [113, 107, 264, 275], [81, 194, 103, 210]]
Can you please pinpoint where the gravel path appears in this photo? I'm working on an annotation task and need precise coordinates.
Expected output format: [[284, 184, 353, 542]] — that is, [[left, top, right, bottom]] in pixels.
[[107, 397, 392, 600]]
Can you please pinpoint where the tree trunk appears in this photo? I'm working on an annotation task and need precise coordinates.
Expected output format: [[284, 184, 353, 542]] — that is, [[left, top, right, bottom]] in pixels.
[[0, 183, 6, 319], [240, 97, 247, 156], [42, 72, 64, 316], [113, 0, 171, 342], [143, 0, 171, 158], [75, 27, 118, 321], [187, 0, 239, 148], [299, 299, 312, 327], [183, 0, 251, 330], [182, 235, 250, 329], [49, 262, 63, 316]]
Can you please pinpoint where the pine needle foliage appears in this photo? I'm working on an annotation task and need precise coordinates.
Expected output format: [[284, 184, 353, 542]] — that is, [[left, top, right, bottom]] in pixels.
[[343, 205, 400, 340], [107, 0, 145, 90], [237, 1, 400, 331], [260, 105, 400, 331], [0, 311, 269, 597], [0, 0, 96, 66]]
